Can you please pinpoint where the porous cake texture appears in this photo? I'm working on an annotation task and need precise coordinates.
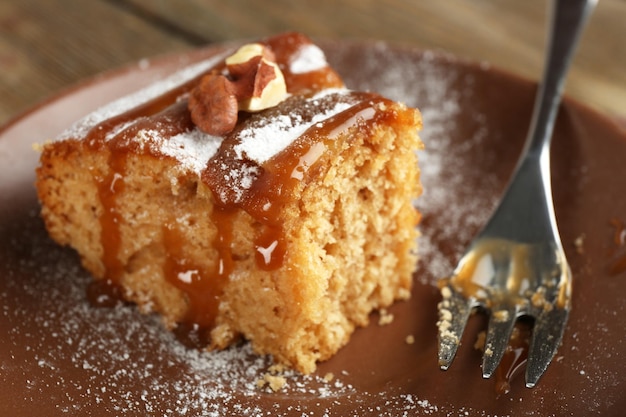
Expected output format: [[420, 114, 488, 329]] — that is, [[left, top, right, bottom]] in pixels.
[[36, 32, 423, 373]]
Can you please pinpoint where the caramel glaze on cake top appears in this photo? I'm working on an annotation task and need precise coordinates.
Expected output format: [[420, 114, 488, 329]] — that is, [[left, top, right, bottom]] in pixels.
[[49, 32, 420, 330]]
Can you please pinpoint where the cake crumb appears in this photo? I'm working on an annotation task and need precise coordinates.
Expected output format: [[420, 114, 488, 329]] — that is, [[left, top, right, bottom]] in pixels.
[[323, 372, 334, 383], [255, 378, 267, 389], [258, 373, 287, 392], [440, 285, 452, 300], [405, 334, 415, 345], [574, 234, 585, 254], [263, 373, 287, 392], [256, 362, 291, 392], [493, 309, 509, 322], [474, 330, 486, 351], [531, 286, 548, 309], [378, 308, 394, 325], [268, 363, 287, 374]]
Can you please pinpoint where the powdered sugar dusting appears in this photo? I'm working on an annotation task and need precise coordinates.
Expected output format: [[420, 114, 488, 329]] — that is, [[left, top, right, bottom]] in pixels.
[[219, 163, 261, 204], [234, 88, 354, 164], [289, 43, 329, 74], [160, 128, 222, 173]]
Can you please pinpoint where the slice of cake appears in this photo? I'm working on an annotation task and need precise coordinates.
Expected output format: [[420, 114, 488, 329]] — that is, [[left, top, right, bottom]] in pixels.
[[36, 32, 423, 374]]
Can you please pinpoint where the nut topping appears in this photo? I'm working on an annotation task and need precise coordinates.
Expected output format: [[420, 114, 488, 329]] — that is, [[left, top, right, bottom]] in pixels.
[[188, 74, 238, 136], [189, 43, 288, 135], [225, 43, 287, 112]]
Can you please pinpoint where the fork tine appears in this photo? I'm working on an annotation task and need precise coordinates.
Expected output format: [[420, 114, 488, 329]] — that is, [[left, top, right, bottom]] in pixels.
[[437, 285, 474, 370], [525, 306, 569, 387], [481, 306, 517, 378]]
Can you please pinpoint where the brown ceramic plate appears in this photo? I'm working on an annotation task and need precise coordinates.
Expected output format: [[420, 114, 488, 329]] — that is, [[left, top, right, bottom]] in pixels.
[[1, 40, 625, 416]]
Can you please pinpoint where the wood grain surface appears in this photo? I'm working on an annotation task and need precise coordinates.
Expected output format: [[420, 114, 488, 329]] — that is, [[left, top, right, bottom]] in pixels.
[[1, 0, 625, 126]]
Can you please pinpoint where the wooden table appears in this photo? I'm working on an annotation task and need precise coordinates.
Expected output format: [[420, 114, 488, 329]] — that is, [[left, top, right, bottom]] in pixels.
[[1, 0, 625, 127]]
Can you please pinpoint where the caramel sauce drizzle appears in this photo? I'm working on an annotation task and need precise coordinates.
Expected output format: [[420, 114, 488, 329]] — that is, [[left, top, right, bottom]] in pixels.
[[267, 32, 344, 93], [94, 148, 127, 283], [87, 32, 400, 333], [85, 61, 225, 145], [162, 224, 226, 328]]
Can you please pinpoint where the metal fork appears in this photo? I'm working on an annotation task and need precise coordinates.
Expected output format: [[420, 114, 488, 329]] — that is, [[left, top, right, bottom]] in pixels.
[[436, 0, 596, 388]]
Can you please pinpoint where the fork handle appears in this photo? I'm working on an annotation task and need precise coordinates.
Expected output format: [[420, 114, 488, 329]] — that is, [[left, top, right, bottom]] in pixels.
[[480, 0, 597, 242], [525, 0, 597, 159]]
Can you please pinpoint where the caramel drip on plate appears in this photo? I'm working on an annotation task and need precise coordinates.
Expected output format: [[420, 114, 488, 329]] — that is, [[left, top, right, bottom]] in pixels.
[[494, 322, 531, 395], [608, 218, 626, 276]]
